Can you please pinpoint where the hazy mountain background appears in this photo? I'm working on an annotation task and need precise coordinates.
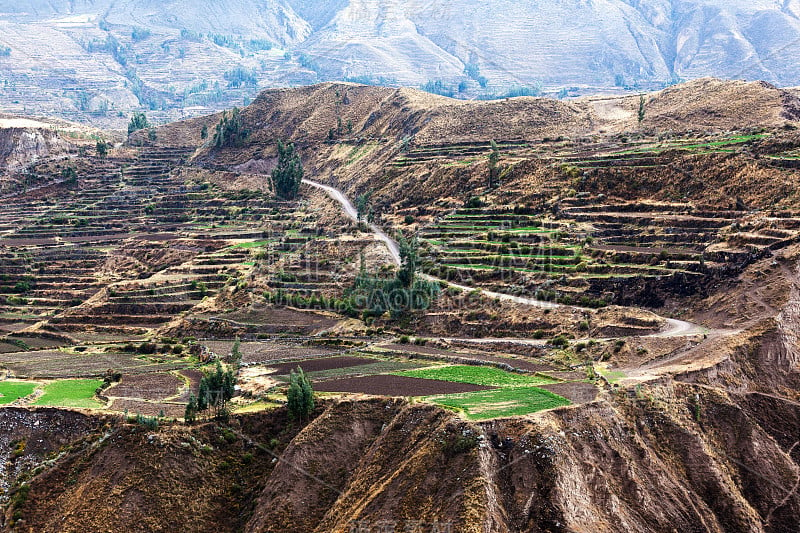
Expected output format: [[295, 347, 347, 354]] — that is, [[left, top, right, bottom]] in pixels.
[[1, 0, 800, 127]]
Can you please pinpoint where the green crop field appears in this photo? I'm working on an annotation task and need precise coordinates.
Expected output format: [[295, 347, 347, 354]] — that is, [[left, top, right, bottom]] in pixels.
[[430, 386, 570, 420], [232, 240, 274, 249], [0, 381, 37, 404], [33, 379, 104, 408], [396, 365, 556, 387]]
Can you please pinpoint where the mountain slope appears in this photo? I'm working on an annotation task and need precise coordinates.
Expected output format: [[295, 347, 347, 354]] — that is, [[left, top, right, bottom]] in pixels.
[[2, 1, 800, 127]]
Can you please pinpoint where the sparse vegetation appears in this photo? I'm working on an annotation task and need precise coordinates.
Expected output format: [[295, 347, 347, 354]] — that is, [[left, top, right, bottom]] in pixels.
[[488, 140, 501, 188], [638, 94, 646, 124]]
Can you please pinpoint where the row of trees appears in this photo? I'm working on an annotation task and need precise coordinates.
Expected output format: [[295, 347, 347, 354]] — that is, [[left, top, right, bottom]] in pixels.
[[287, 367, 314, 420], [184, 357, 314, 423], [185, 361, 236, 422], [213, 107, 249, 148]]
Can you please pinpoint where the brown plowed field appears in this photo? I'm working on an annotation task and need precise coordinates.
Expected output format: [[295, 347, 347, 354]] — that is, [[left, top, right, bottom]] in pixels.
[[382, 344, 556, 372], [108, 373, 183, 401], [109, 399, 186, 418], [539, 382, 599, 404], [314, 375, 493, 396], [267, 356, 376, 375]]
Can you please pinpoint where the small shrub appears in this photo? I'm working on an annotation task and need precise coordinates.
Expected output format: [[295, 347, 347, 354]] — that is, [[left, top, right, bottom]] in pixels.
[[442, 433, 478, 456], [550, 335, 570, 348], [464, 196, 485, 209], [138, 342, 157, 354]]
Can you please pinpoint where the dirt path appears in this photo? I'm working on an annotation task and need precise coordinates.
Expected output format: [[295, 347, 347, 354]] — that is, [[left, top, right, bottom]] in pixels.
[[653, 318, 707, 338], [306, 178, 711, 342], [303, 179, 401, 265]]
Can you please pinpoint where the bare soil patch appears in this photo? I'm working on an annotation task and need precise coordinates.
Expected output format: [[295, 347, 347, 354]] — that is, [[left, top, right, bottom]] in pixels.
[[266, 356, 376, 375], [539, 382, 599, 404], [314, 375, 493, 396], [175, 369, 203, 401], [133, 233, 181, 242], [382, 343, 556, 372], [109, 399, 186, 418], [202, 340, 338, 364], [108, 373, 183, 401]]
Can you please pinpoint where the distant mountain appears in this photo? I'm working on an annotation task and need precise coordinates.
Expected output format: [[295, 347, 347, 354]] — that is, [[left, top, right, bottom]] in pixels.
[[1, 0, 799, 127]]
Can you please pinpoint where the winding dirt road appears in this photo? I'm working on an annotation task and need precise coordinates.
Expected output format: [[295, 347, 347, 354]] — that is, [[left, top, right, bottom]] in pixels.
[[303, 179, 704, 339]]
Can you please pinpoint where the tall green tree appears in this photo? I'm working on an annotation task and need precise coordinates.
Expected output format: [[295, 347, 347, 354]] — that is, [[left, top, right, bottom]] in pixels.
[[213, 107, 248, 148], [638, 95, 646, 124], [184, 393, 198, 424], [356, 191, 373, 222], [96, 140, 109, 158], [488, 140, 501, 188], [271, 140, 304, 200], [61, 166, 78, 185], [196, 361, 236, 419], [287, 367, 314, 420], [128, 112, 150, 135], [397, 233, 420, 288], [229, 337, 242, 370]]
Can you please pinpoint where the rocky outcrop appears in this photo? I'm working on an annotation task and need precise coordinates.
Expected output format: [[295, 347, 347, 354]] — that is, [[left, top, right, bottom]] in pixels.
[[0, 127, 70, 172]]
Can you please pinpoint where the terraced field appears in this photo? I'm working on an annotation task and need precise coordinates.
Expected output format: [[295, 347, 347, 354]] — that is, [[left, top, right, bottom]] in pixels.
[[419, 193, 800, 306], [1, 111, 796, 426], [384, 363, 576, 420], [0, 140, 376, 415], [429, 387, 571, 420]]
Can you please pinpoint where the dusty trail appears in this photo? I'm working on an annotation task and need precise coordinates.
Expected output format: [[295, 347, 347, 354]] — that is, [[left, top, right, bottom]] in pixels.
[[304, 179, 401, 264], [304, 179, 707, 339]]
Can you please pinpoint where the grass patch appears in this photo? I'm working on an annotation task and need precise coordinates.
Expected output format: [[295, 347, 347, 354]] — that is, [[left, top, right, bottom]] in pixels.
[[33, 379, 104, 408], [0, 381, 37, 405], [396, 365, 556, 386], [597, 367, 626, 383], [429, 386, 570, 420], [232, 240, 273, 249], [233, 400, 281, 414]]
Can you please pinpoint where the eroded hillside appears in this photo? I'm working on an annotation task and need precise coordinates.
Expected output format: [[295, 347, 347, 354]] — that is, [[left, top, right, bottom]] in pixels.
[[0, 79, 799, 532]]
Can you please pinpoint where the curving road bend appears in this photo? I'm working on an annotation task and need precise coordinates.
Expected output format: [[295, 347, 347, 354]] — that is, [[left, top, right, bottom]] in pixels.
[[303, 179, 704, 339], [304, 179, 401, 265]]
